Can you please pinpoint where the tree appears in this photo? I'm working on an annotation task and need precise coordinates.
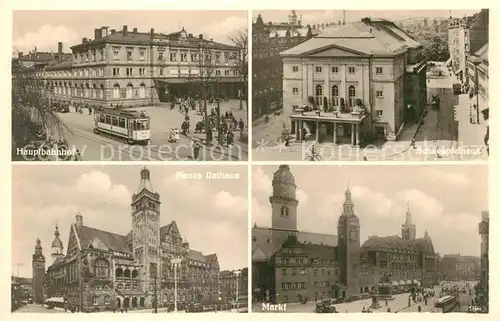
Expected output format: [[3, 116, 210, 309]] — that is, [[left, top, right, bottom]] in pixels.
[[402, 20, 450, 62], [228, 28, 248, 116], [11, 46, 70, 160]]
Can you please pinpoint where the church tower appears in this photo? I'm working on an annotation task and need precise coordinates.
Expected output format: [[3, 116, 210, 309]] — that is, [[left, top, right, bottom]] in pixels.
[[337, 187, 361, 296], [131, 167, 161, 295], [51, 224, 64, 263], [289, 10, 298, 26], [32, 238, 45, 304], [402, 203, 416, 241]]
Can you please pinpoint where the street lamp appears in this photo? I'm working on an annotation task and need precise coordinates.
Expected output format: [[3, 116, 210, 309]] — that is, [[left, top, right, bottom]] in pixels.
[[171, 258, 182, 312], [234, 270, 241, 313]]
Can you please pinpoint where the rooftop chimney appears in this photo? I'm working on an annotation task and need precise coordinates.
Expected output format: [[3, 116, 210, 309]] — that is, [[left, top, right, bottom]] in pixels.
[[82, 37, 88, 43], [94, 28, 101, 40], [123, 25, 128, 36], [133, 28, 138, 33], [57, 42, 63, 64], [111, 29, 116, 34], [210, 38, 213, 42], [18, 52, 23, 58], [75, 213, 83, 228], [199, 34, 203, 39], [150, 28, 154, 39], [101, 26, 109, 37], [188, 33, 193, 38]]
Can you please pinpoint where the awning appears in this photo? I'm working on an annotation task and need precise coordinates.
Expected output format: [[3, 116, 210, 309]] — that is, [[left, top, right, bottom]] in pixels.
[[391, 281, 399, 286], [406, 280, 412, 285], [399, 281, 405, 286], [413, 279, 419, 284]]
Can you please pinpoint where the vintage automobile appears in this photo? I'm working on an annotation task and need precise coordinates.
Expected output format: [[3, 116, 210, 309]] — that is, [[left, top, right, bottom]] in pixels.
[[431, 95, 440, 110], [315, 299, 338, 313], [56, 104, 70, 113]]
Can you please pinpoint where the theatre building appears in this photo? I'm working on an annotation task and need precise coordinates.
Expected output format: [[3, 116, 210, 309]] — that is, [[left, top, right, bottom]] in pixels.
[[252, 165, 439, 304], [281, 18, 427, 145], [43, 168, 220, 312], [35, 26, 243, 108]]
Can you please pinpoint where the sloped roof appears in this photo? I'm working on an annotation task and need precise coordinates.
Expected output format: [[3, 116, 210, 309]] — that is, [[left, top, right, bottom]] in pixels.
[[76, 225, 130, 253], [71, 30, 237, 51], [49, 256, 65, 268], [252, 226, 337, 260], [187, 249, 207, 263], [204, 253, 218, 263], [414, 237, 435, 254], [362, 235, 418, 252], [303, 243, 336, 259], [160, 221, 175, 239], [281, 20, 420, 57], [473, 44, 488, 62]]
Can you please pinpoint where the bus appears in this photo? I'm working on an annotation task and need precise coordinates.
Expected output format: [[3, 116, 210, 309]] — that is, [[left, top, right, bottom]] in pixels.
[[434, 295, 458, 313], [93, 108, 150, 145]]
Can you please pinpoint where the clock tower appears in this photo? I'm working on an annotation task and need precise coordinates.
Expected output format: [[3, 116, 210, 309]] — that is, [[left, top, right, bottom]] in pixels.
[[131, 167, 161, 295], [32, 238, 45, 304], [337, 187, 361, 297]]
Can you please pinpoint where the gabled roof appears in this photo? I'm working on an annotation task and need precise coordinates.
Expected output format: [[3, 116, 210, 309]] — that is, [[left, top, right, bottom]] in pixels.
[[204, 253, 218, 263], [187, 249, 207, 263], [252, 226, 337, 260], [281, 19, 420, 57], [76, 225, 130, 253]]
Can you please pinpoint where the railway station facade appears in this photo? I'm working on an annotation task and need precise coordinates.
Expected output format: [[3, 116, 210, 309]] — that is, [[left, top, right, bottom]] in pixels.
[[41, 168, 224, 312], [14, 26, 244, 108]]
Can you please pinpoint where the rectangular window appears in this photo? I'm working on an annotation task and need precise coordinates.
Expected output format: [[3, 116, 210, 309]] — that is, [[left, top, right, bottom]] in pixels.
[[281, 268, 287, 276], [181, 52, 187, 62], [113, 48, 120, 60], [348, 67, 355, 74], [191, 53, 198, 62], [100, 49, 104, 61], [332, 67, 339, 73], [315, 66, 322, 73], [127, 51, 132, 61], [292, 66, 299, 72], [292, 87, 299, 94], [376, 90, 383, 97], [216, 70, 221, 76], [224, 70, 230, 76], [376, 110, 383, 116], [158, 52, 164, 61], [170, 52, 177, 62], [159, 68, 164, 76], [376, 67, 383, 74], [139, 50, 145, 61], [215, 54, 220, 64], [93, 296, 99, 306]]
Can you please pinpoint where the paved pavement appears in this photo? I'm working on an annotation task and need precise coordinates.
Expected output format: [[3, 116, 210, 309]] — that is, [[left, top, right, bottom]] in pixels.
[[47, 100, 248, 161], [254, 286, 444, 313], [14, 304, 67, 313]]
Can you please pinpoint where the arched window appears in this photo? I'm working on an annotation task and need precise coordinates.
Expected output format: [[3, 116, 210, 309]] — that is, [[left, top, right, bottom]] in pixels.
[[331, 85, 339, 106], [94, 258, 110, 278], [126, 84, 133, 99], [92, 84, 97, 99], [99, 84, 105, 99], [348, 85, 356, 108], [124, 269, 131, 278], [113, 84, 121, 100], [139, 84, 146, 98], [84, 84, 90, 98], [315, 84, 323, 106]]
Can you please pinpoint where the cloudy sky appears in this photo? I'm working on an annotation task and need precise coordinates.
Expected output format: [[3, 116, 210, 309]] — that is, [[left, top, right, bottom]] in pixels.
[[12, 10, 247, 53], [253, 165, 488, 257], [12, 165, 248, 277], [253, 9, 482, 25]]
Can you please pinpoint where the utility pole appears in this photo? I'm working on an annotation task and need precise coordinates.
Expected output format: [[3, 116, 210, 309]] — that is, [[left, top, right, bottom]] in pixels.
[[342, 10, 346, 25], [216, 80, 221, 146]]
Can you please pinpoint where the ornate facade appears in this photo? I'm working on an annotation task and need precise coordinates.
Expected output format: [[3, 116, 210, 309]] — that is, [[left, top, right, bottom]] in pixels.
[[14, 26, 243, 108], [281, 17, 427, 144], [44, 167, 220, 312], [252, 165, 439, 304]]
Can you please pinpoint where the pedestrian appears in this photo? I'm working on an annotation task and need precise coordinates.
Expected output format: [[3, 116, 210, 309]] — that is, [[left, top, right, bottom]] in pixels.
[[88, 107, 92, 115], [418, 305, 421, 312], [192, 140, 201, 160], [411, 137, 416, 148], [387, 307, 391, 312]]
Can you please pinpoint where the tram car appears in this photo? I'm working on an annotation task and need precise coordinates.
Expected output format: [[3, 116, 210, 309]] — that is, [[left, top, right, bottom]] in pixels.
[[93, 108, 150, 145]]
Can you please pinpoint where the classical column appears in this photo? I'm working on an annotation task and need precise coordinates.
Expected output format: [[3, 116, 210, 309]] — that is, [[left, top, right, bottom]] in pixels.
[[316, 121, 320, 140], [295, 121, 300, 140], [351, 124, 355, 145], [355, 124, 360, 146], [333, 123, 337, 144], [298, 120, 303, 141]]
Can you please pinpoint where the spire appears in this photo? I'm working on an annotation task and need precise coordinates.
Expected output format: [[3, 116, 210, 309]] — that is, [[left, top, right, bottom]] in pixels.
[[34, 238, 42, 252], [54, 223, 60, 237], [424, 230, 429, 238], [51, 224, 64, 253], [405, 202, 412, 224], [137, 167, 155, 193], [344, 185, 353, 205], [342, 185, 355, 216]]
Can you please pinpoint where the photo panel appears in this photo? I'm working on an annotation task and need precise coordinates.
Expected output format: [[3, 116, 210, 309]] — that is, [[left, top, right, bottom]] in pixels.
[[251, 164, 488, 313], [12, 164, 249, 313], [12, 10, 249, 162], [251, 9, 489, 162]]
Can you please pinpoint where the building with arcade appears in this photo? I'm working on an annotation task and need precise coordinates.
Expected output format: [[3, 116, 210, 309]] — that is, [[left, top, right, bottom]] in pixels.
[[251, 165, 439, 304], [42, 167, 221, 312]]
